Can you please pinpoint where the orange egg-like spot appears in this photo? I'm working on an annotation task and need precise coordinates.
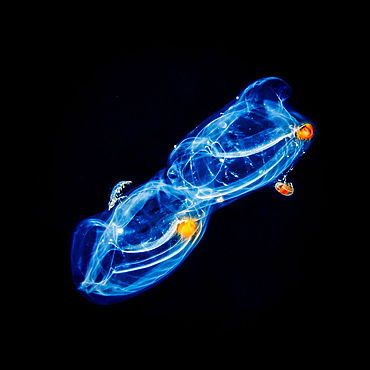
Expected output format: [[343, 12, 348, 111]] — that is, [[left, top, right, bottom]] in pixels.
[[275, 181, 294, 196], [296, 123, 314, 141], [177, 220, 197, 238]]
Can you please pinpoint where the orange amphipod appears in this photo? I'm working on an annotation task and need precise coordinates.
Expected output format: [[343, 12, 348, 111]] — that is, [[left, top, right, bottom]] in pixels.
[[275, 181, 294, 196], [177, 219, 197, 238], [296, 123, 314, 141]]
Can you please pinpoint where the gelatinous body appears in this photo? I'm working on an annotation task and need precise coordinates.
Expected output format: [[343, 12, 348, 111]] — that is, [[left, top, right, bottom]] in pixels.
[[71, 77, 316, 304]]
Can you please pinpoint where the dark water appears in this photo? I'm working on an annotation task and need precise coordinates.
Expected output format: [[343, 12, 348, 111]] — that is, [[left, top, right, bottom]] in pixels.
[[36, 42, 338, 346]]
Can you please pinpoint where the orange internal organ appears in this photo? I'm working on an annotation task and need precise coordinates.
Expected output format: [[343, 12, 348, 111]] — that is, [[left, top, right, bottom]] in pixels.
[[296, 123, 314, 141], [275, 181, 294, 196], [177, 219, 197, 238]]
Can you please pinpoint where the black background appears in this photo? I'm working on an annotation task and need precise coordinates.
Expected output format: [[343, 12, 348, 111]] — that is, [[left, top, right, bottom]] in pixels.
[[33, 22, 344, 349]]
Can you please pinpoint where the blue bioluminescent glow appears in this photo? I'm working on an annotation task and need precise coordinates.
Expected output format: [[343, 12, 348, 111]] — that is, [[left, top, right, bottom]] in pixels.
[[71, 77, 316, 304]]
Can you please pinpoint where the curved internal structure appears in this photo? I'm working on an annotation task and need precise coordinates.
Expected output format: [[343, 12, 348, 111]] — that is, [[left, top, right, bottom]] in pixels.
[[71, 77, 316, 304]]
